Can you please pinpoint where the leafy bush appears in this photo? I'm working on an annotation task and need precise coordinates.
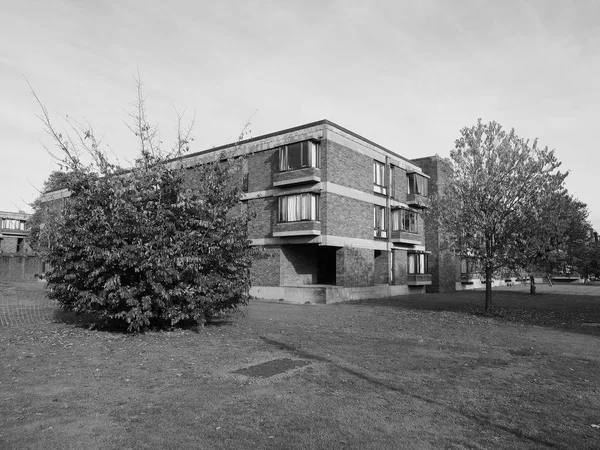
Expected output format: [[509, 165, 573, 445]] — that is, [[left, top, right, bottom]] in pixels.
[[31, 82, 253, 331]]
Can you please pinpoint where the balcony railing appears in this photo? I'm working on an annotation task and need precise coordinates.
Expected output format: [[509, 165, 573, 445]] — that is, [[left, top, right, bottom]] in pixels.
[[407, 273, 432, 286]]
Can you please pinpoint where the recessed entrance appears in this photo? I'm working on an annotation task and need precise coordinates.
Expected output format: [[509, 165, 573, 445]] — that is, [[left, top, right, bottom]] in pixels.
[[317, 246, 337, 285]]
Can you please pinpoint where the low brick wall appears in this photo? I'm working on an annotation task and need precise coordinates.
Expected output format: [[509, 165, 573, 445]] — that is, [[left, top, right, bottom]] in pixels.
[[0, 256, 43, 281]]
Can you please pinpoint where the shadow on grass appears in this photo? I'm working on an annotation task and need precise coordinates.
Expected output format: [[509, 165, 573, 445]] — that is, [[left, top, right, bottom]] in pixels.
[[349, 290, 600, 337], [260, 336, 559, 448], [52, 306, 239, 334]]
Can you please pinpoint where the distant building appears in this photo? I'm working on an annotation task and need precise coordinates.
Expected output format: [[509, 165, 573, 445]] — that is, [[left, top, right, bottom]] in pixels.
[[0, 211, 31, 255], [0, 210, 42, 281]]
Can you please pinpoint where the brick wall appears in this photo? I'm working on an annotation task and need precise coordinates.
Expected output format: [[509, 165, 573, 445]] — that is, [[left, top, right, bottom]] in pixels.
[[280, 245, 318, 285], [392, 166, 408, 202], [0, 256, 43, 281], [322, 192, 372, 240], [247, 197, 277, 239], [336, 246, 374, 287], [324, 140, 373, 194], [0, 236, 19, 253], [250, 246, 281, 286], [392, 249, 408, 285], [248, 148, 278, 192], [411, 156, 458, 293], [373, 250, 389, 285]]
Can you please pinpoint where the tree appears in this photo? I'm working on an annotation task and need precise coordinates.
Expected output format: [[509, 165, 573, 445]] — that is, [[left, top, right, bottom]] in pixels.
[[30, 80, 254, 331], [513, 192, 590, 277], [429, 119, 568, 310]]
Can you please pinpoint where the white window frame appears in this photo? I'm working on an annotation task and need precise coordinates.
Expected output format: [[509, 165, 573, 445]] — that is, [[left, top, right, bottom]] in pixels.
[[373, 160, 387, 195], [373, 205, 387, 238]]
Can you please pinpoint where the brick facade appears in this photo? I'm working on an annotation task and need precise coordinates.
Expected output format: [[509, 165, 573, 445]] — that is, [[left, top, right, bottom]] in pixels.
[[39, 120, 440, 301], [411, 156, 459, 293], [0, 211, 41, 281]]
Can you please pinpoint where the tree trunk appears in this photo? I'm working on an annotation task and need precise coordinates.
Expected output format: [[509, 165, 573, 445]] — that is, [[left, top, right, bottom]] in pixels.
[[485, 265, 493, 311], [529, 275, 536, 294]]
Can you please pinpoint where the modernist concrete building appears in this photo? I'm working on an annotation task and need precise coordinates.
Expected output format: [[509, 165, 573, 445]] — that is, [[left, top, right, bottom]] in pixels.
[[180, 120, 434, 303], [40, 120, 460, 302]]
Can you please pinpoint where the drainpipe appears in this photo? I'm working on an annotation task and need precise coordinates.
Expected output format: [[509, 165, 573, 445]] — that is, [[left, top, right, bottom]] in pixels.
[[386, 156, 392, 284]]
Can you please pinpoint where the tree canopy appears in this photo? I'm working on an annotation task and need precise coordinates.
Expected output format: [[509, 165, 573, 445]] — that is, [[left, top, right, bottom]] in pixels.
[[430, 119, 580, 309]]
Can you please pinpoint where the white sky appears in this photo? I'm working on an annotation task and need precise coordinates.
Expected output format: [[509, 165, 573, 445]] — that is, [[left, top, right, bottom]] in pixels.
[[1, 0, 599, 230]]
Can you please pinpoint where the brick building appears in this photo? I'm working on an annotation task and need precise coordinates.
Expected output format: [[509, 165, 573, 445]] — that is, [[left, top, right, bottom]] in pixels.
[[180, 120, 434, 302], [0, 210, 42, 280], [40, 120, 466, 301], [0, 211, 31, 255]]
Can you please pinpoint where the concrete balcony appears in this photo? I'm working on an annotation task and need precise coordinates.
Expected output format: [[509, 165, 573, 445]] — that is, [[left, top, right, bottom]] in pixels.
[[407, 273, 432, 286], [406, 193, 429, 209], [391, 230, 422, 245], [273, 220, 321, 237], [273, 167, 321, 187]]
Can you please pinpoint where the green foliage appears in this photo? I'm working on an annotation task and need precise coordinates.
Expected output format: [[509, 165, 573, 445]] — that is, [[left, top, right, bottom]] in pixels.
[[31, 82, 254, 331], [429, 119, 571, 307]]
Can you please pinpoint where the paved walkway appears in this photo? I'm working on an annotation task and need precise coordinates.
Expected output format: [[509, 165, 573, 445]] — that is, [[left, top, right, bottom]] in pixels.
[[492, 281, 600, 296]]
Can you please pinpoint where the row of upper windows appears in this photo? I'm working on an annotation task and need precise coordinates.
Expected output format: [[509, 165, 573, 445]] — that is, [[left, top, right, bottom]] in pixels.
[[374, 206, 419, 233], [275, 140, 429, 198], [276, 192, 421, 234], [1, 219, 26, 231], [373, 161, 428, 197], [276, 192, 421, 230]]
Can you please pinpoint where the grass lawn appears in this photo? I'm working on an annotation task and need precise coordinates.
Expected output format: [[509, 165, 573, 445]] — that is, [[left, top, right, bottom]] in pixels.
[[1, 286, 600, 449]]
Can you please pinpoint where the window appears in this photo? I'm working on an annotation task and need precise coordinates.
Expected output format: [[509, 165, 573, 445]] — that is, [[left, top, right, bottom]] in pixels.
[[392, 209, 418, 233], [461, 258, 479, 274], [1, 219, 25, 231], [407, 173, 429, 197], [279, 141, 320, 172], [278, 193, 319, 222], [373, 161, 386, 195], [408, 252, 428, 274], [373, 205, 387, 238]]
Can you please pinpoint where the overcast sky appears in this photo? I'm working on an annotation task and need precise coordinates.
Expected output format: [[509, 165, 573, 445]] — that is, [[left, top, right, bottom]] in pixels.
[[1, 0, 599, 230]]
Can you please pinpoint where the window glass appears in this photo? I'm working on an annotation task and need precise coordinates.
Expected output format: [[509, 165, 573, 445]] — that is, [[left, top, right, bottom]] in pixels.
[[373, 205, 385, 230], [407, 173, 429, 196], [392, 210, 418, 233], [278, 193, 319, 222], [279, 141, 319, 171], [1, 219, 24, 230], [373, 161, 385, 186], [408, 252, 428, 274]]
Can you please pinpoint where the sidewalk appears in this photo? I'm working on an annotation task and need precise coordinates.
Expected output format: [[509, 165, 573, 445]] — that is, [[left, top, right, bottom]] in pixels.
[[493, 281, 600, 296]]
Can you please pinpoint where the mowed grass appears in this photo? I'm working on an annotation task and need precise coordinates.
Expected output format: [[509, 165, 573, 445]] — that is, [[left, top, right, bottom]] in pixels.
[[1, 286, 600, 449]]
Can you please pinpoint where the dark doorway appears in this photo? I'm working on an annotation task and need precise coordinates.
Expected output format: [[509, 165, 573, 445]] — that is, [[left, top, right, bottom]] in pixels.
[[317, 246, 337, 284]]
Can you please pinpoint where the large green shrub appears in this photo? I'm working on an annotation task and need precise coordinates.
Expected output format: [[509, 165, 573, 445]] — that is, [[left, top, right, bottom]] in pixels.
[[31, 82, 253, 331]]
